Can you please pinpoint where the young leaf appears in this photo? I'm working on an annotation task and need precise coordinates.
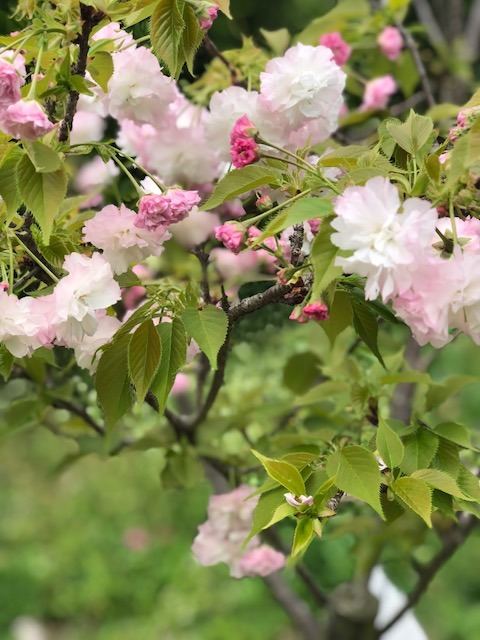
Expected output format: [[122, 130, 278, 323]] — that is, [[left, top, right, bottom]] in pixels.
[[151, 319, 187, 412], [88, 51, 114, 92], [351, 299, 385, 366], [16, 155, 68, 244], [386, 110, 434, 158], [292, 517, 314, 557], [95, 334, 134, 430], [0, 344, 14, 382], [252, 450, 306, 496], [310, 216, 342, 298], [201, 165, 281, 210], [377, 416, 404, 469], [432, 438, 460, 477], [128, 319, 162, 403], [0, 147, 23, 221], [23, 141, 62, 173], [411, 469, 470, 500], [178, 2, 204, 75], [401, 429, 439, 475], [391, 476, 432, 527], [318, 289, 353, 344], [433, 422, 477, 450], [326, 445, 383, 517], [181, 305, 228, 369], [456, 466, 480, 502], [150, 0, 185, 77], [248, 486, 295, 541], [255, 198, 333, 242]]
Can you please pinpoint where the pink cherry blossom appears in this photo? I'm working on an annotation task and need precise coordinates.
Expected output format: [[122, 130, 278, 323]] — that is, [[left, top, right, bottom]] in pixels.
[[214, 223, 245, 253], [92, 21, 134, 48], [331, 176, 438, 301], [171, 208, 220, 248], [319, 32, 352, 67], [230, 136, 259, 168], [171, 372, 191, 395], [0, 58, 24, 109], [377, 27, 403, 61], [0, 290, 45, 357], [0, 99, 53, 140], [259, 43, 346, 134], [70, 312, 122, 373], [235, 545, 286, 578], [83, 204, 171, 274], [247, 226, 277, 252], [360, 75, 397, 111], [284, 493, 314, 507], [199, 4, 219, 30], [302, 302, 329, 321]]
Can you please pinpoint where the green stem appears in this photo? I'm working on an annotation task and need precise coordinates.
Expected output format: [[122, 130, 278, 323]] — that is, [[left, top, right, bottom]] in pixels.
[[113, 147, 166, 192], [14, 235, 59, 283], [109, 153, 143, 197], [27, 36, 45, 99], [6, 234, 14, 290], [247, 189, 313, 227], [449, 198, 459, 246]]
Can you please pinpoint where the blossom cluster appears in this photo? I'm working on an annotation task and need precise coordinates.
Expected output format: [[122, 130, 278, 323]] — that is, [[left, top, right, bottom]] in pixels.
[[331, 176, 480, 347], [0, 253, 121, 368], [192, 485, 286, 578]]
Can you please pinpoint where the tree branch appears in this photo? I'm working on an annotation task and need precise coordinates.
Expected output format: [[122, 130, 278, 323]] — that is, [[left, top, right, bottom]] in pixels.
[[395, 20, 435, 108], [58, 4, 103, 142], [229, 283, 293, 322], [263, 573, 323, 640], [378, 514, 478, 634], [411, 0, 447, 52]]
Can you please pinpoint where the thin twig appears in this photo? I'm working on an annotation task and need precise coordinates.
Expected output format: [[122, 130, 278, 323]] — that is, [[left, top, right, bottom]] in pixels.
[[396, 20, 435, 109], [379, 515, 478, 634], [53, 399, 105, 436], [203, 35, 242, 86]]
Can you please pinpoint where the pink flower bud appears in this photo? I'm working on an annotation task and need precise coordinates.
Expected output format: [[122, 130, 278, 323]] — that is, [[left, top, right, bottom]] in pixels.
[[135, 189, 200, 230], [0, 281, 9, 291], [284, 493, 314, 507], [319, 32, 352, 67], [256, 195, 272, 211], [214, 222, 245, 253], [457, 110, 468, 128], [167, 188, 201, 220], [230, 115, 257, 141], [199, 3, 219, 30], [302, 301, 329, 322], [377, 26, 403, 61], [360, 75, 397, 111], [289, 306, 308, 323], [307, 218, 321, 235], [0, 99, 53, 140]]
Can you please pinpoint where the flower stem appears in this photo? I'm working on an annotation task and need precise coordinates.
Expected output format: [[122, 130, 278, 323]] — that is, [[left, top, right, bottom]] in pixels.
[[109, 153, 144, 198], [112, 147, 166, 192], [27, 36, 45, 99], [247, 189, 313, 227], [14, 234, 59, 283], [449, 197, 459, 245]]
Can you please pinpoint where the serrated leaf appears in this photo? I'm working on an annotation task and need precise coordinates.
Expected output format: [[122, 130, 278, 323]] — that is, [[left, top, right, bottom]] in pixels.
[[380, 491, 405, 523], [433, 422, 477, 450], [292, 517, 314, 557], [391, 476, 432, 527], [201, 165, 280, 210], [456, 466, 480, 501], [255, 198, 333, 242], [23, 141, 61, 173], [95, 334, 133, 430], [401, 429, 439, 474], [178, 2, 203, 75], [311, 216, 342, 298], [425, 375, 477, 410], [89, 51, 114, 93], [0, 147, 23, 221], [0, 343, 14, 381], [128, 319, 161, 403], [181, 305, 228, 369], [432, 438, 460, 477], [151, 319, 187, 412], [217, 0, 231, 18], [252, 450, 306, 496], [16, 155, 68, 244], [386, 110, 434, 159], [318, 289, 353, 344], [248, 486, 295, 542], [377, 416, 404, 469], [326, 445, 383, 517], [411, 469, 469, 499], [351, 300, 384, 366], [150, 0, 185, 77]]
